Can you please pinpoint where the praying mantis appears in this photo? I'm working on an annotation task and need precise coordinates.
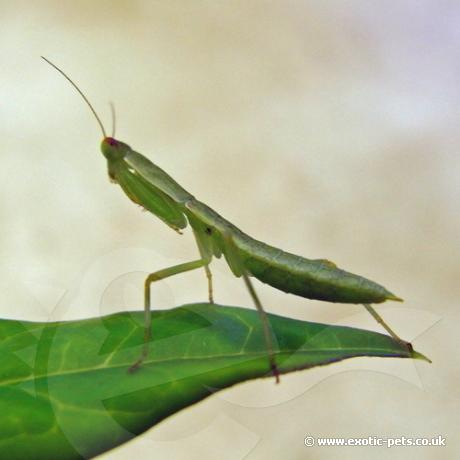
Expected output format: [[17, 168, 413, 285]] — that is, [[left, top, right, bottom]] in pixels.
[[42, 57, 411, 383]]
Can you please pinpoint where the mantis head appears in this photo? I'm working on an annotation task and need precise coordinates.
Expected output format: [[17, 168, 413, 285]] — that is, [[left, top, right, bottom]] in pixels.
[[100, 137, 131, 162]]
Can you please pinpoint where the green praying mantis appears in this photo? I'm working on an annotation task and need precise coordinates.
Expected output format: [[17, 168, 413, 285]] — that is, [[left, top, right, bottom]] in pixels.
[[42, 57, 411, 383]]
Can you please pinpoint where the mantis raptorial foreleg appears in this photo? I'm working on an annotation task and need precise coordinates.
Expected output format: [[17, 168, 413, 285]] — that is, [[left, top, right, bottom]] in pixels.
[[128, 258, 209, 373]]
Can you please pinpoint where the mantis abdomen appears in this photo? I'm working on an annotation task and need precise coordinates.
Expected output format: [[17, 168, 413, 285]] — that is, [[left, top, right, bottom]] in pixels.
[[184, 199, 400, 304], [237, 240, 398, 304]]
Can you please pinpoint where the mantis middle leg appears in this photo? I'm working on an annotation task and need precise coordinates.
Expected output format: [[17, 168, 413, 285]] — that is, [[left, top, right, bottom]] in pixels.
[[204, 264, 214, 304], [128, 258, 209, 373], [191, 229, 214, 304]]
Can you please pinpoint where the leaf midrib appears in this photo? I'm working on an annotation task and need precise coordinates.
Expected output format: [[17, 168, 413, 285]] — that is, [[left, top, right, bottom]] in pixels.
[[0, 346, 404, 387]]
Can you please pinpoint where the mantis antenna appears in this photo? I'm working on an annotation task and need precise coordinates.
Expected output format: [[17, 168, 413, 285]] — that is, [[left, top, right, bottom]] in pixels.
[[109, 101, 116, 138], [41, 56, 107, 138]]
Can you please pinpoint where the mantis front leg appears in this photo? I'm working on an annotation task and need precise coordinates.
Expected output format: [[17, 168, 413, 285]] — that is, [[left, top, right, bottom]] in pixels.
[[128, 258, 209, 373]]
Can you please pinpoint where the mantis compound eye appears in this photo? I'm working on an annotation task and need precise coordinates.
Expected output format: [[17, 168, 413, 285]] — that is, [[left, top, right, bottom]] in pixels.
[[105, 137, 119, 147]]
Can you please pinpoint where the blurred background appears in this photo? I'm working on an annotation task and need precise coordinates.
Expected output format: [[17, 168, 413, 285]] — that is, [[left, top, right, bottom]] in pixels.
[[1, 1, 458, 459]]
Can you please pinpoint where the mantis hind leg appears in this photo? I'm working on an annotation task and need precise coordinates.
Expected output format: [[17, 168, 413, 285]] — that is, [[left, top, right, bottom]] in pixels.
[[128, 258, 208, 373], [242, 273, 280, 384], [223, 232, 280, 383], [362, 303, 407, 344]]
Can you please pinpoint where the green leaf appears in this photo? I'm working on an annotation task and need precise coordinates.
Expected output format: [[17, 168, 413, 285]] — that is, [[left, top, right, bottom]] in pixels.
[[0, 303, 429, 459]]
